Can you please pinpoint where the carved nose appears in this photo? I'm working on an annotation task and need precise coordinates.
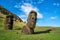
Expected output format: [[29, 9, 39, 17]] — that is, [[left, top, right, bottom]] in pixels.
[[32, 18, 34, 19], [31, 18, 34, 22]]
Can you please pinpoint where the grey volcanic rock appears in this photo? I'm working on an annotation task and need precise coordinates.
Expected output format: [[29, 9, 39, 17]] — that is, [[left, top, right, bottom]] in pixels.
[[21, 10, 37, 34], [4, 13, 13, 30]]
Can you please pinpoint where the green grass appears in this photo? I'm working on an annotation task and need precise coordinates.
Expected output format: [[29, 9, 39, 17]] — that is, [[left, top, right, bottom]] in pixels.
[[0, 27, 60, 40], [0, 30, 21, 40]]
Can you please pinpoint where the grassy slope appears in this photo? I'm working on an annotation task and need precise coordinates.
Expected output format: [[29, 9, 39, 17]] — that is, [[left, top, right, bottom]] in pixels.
[[0, 12, 60, 40], [0, 27, 60, 40], [0, 12, 5, 30]]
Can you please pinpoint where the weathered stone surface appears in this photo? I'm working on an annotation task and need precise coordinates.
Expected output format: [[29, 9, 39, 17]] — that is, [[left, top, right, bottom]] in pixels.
[[4, 13, 13, 30], [21, 10, 37, 34]]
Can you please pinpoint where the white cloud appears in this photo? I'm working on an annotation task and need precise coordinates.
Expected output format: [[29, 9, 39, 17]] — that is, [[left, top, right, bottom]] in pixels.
[[14, 5, 19, 8], [50, 16, 56, 19], [21, 3, 43, 18], [53, 3, 60, 7], [20, 15, 26, 18], [14, 3, 43, 22], [41, 0, 44, 1], [56, 3, 60, 6], [38, 0, 44, 4], [14, 4, 20, 8], [19, 15, 27, 22], [53, 3, 56, 6]]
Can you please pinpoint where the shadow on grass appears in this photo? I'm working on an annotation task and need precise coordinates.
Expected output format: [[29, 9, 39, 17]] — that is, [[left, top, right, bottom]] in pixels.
[[34, 29, 52, 34]]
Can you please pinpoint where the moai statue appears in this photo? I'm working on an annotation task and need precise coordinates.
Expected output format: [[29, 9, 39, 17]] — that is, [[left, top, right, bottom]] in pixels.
[[21, 10, 37, 34], [4, 13, 13, 30]]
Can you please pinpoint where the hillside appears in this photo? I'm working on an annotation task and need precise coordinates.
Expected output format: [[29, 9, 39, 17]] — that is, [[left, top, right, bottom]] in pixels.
[[0, 6, 23, 22], [0, 6, 26, 30]]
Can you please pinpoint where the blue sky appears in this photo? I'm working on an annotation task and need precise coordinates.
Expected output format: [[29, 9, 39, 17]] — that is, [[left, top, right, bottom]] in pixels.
[[0, 0, 60, 27]]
